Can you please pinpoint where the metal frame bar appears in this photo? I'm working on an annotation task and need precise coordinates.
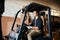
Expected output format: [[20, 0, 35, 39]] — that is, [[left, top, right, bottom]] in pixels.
[[48, 8, 52, 40]]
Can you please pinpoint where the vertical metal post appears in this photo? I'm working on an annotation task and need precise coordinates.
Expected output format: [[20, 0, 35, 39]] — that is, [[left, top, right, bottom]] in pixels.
[[17, 9, 27, 40], [47, 8, 52, 40], [0, 0, 5, 39]]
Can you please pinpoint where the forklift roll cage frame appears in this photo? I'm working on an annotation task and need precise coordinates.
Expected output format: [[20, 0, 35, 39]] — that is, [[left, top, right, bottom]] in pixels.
[[11, 3, 52, 40]]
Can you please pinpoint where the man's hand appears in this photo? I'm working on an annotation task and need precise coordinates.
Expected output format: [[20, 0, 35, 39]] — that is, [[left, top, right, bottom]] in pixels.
[[32, 27, 39, 32]]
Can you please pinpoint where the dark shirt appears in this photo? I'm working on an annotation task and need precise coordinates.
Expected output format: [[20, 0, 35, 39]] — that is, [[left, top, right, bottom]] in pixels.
[[30, 17, 43, 30]]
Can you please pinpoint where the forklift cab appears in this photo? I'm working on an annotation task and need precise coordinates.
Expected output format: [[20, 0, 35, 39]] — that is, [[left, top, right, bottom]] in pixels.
[[9, 2, 52, 40]]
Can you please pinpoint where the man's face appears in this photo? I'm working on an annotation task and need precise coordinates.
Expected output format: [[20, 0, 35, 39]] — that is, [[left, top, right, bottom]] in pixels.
[[33, 11, 37, 17]]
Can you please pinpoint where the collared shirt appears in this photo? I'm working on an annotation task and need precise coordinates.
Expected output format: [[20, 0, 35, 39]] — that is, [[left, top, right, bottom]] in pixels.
[[30, 17, 43, 30]]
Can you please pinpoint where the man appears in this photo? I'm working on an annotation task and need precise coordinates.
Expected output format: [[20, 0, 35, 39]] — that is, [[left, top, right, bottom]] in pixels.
[[0, 0, 5, 40], [27, 11, 43, 40]]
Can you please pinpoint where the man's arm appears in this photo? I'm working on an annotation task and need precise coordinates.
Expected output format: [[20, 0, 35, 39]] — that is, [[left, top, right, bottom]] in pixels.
[[40, 16, 44, 26]]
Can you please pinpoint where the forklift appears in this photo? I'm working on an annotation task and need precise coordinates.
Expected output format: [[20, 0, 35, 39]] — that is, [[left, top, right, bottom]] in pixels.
[[8, 2, 52, 40]]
